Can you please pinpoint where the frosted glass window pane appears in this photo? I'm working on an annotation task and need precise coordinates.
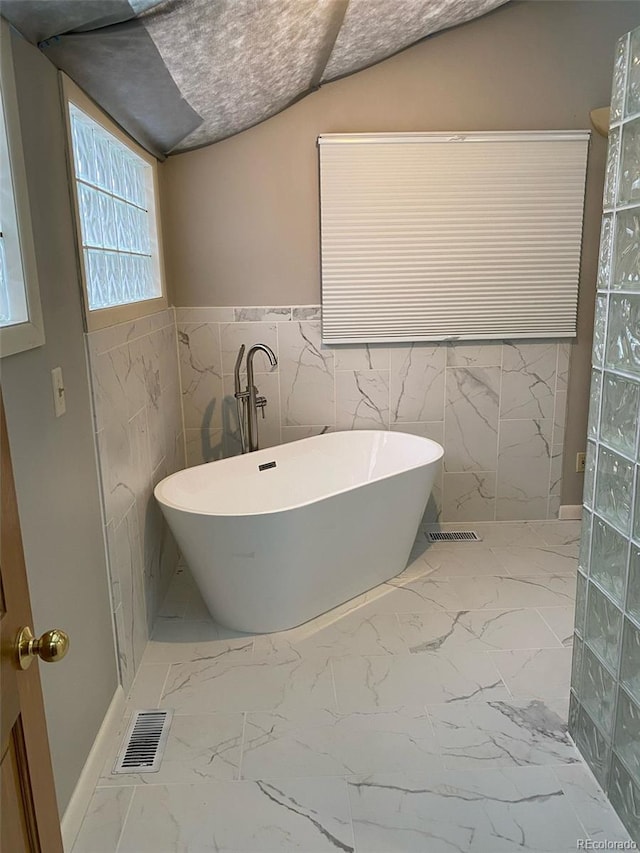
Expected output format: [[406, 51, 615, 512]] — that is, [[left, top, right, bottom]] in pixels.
[[597, 214, 613, 290], [611, 35, 629, 123], [585, 582, 623, 674], [626, 28, 640, 117], [583, 440, 597, 509], [604, 126, 621, 209], [70, 113, 94, 183], [130, 161, 146, 209], [613, 211, 640, 291], [619, 119, 640, 205], [628, 547, 640, 624], [68, 102, 160, 312], [606, 294, 640, 376], [587, 369, 602, 441], [93, 132, 111, 193], [593, 295, 607, 367], [600, 372, 640, 456], [77, 184, 103, 248], [621, 619, 640, 705], [595, 446, 634, 534], [581, 644, 617, 736], [590, 516, 628, 605]]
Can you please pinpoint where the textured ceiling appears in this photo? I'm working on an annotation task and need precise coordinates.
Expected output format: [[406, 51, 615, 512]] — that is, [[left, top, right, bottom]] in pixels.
[[2, 0, 509, 156]]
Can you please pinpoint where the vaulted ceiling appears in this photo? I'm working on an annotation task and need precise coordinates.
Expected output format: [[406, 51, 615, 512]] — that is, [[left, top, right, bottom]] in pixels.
[[2, 0, 509, 157]]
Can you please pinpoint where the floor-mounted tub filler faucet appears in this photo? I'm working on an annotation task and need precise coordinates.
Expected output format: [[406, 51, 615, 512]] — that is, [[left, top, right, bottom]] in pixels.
[[233, 343, 278, 453]]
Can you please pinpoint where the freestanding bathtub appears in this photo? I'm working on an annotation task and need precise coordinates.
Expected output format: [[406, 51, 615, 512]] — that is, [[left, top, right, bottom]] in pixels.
[[154, 430, 443, 633]]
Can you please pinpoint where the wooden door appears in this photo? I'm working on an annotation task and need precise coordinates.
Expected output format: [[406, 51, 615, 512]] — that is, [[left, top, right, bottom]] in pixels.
[[1, 395, 63, 852]]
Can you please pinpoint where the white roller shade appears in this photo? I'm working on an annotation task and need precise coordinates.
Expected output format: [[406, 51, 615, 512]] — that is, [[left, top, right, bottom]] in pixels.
[[318, 131, 589, 344]]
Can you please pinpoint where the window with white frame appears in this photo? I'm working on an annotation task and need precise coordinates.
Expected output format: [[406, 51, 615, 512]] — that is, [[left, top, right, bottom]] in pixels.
[[0, 19, 45, 357], [64, 77, 166, 330]]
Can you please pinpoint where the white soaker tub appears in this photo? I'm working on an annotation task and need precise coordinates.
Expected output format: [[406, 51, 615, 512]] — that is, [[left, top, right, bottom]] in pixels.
[[154, 430, 443, 633]]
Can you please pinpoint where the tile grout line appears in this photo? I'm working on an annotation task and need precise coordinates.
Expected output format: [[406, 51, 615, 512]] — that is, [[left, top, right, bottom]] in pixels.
[[237, 712, 248, 781]]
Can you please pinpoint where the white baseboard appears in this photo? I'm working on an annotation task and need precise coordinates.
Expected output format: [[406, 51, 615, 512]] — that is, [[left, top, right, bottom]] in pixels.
[[559, 505, 583, 520], [61, 685, 125, 852]]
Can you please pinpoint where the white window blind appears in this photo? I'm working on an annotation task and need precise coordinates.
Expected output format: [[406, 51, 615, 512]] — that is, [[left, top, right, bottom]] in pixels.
[[319, 132, 590, 344]]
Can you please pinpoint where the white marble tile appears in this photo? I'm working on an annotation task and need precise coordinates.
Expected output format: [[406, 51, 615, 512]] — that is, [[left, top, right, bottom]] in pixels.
[[157, 323, 180, 391], [442, 472, 496, 521], [446, 342, 502, 367], [496, 419, 552, 521], [444, 367, 500, 472], [292, 305, 321, 320], [332, 651, 508, 712], [448, 575, 576, 610], [347, 766, 584, 852], [99, 713, 244, 786], [528, 521, 581, 548], [96, 418, 136, 526], [113, 504, 148, 675], [160, 656, 336, 714], [389, 344, 446, 423], [253, 609, 407, 663], [90, 344, 139, 425], [419, 544, 502, 577], [491, 546, 577, 576], [220, 321, 279, 375], [177, 323, 224, 430], [556, 342, 571, 392], [390, 421, 444, 443], [427, 699, 578, 769], [335, 369, 390, 429], [124, 664, 171, 716], [490, 647, 573, 700], [537, 606, 575, 647], [72, 786, 133, 853], [553, 390, 567, 446], [234, 306, 291, 322], [279, 321, 335, 426], [370, 576, 463, 613], [500, 342, 557, 420], [118, 777, 355, 852], [113, 604, 133, 694], [156, 568, 193, 619], [144, 619, 254, 664], [554, 763, 633, 845], [397, 609, 562, 654], [184, 427, 224, 466], [332, 343, 390, 371], [241, 708, 442, 780], [281, 425, 333, 443]]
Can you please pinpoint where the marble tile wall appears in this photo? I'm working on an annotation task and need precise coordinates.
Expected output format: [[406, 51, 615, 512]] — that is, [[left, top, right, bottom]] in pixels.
[[571, 26, 640, 845], [176, 306, 570, 522], [86, 308, 185, 692]]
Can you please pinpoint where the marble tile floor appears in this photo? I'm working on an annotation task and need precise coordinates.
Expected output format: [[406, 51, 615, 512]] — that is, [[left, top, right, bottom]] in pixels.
[[73, 520, 633, 853]]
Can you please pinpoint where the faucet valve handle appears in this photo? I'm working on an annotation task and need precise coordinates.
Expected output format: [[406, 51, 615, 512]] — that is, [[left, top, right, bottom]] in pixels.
[[256, 396, 267, 418]]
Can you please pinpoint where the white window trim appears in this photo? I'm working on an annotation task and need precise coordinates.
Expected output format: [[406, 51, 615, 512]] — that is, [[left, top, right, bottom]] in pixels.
[[61, 74, 168, 332], [0, 19, 45, 357]]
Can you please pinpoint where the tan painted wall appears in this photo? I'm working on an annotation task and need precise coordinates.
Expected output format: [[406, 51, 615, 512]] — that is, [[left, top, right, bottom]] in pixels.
[[1, 31, 118, 814], [160, 0, 640, 506]]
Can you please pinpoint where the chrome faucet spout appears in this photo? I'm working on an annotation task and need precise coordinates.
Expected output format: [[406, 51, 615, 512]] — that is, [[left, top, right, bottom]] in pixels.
[[234, 343, 278, 454]]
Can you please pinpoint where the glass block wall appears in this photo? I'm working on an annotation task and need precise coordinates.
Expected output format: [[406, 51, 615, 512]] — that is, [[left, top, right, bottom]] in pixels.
[[570, 25, 640, 844]]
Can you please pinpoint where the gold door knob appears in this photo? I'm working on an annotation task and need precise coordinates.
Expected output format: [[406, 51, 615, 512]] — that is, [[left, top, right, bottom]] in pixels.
[[16, 626, 70, 670]]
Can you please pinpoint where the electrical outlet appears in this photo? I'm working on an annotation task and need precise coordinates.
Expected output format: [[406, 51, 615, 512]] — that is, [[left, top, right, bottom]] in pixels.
[[576, 451, 586, 473]]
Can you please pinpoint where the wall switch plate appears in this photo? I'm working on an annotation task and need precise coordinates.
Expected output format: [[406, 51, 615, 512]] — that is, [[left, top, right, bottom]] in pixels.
[[51, 367, 66, 417], [576, 451, 586, 473]]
